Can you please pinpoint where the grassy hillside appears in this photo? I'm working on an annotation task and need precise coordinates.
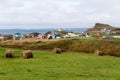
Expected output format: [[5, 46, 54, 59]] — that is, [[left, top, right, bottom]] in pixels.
[[0, 47, 120, 80]]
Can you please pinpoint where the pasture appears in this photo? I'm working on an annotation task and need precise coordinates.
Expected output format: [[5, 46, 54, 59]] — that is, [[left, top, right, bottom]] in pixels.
[[0, 47, 120, 80]]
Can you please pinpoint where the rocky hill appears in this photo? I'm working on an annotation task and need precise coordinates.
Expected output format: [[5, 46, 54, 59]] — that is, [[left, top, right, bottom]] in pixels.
[[85, 23, 116, 33]]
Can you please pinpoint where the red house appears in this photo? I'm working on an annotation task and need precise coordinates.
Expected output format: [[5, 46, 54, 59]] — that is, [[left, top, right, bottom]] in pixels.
[[37, 34, 46, 39]]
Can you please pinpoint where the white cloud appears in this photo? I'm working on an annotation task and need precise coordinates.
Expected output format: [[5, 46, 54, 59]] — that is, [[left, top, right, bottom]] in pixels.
[[0, 0, 120, 28]]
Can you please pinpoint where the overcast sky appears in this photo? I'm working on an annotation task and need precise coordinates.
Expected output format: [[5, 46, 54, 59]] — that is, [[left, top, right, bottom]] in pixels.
[[0, 0, 120, 29]]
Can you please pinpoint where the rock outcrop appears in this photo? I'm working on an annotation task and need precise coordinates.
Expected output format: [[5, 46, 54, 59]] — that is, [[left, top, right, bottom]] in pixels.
[[85, 23, 116, 33]]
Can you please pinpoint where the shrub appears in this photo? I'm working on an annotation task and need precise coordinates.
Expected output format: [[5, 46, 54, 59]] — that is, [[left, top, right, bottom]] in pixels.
[[69, 41, 120, 57], [0, 38, 120, 57]]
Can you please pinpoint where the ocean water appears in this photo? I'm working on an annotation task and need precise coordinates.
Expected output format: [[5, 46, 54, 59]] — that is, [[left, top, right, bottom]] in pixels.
[[0, 28, 88, 35]]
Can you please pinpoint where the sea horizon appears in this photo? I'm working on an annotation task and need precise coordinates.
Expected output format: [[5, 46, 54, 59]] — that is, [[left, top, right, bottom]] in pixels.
[[0, 28, 88, 35]]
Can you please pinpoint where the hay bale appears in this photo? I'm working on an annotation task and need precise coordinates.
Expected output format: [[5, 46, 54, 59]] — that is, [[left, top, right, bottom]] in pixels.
[[22, 50, 33, 59], [5, 50, 14, 58], [53, 48, 62, 54], [61, 49, 67, 52], [94, 50, 103, 56]]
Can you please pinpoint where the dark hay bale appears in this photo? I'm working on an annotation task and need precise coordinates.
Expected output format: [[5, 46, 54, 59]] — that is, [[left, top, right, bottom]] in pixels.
[[5, 50, 14, 58], [53, 48, 62, 54], [22, 50, 33, 59], [94, 50, 103, 56], [61, 49, 67, 52]]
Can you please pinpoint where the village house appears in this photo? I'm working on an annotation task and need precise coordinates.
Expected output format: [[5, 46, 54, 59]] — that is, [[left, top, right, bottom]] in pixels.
[[13, 33, 23, 40], [29, 32, 41, 38], [0, 34, 13, 41], [68, 32, 79, 37], [37, 34, 46, 39], [112, 28, 120, 35]]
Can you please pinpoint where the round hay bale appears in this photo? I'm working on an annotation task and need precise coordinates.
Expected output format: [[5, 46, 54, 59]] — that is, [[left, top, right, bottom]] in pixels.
[[61, 49, 67, 52], [53, 48, 62, 54], [5, 50, 14, 58], [94, 50, 103, 56], [22, 50, 33, 59]]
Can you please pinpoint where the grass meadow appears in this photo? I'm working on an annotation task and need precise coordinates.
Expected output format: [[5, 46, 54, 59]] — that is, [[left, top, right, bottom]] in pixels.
[[0, 47, 120, 80]]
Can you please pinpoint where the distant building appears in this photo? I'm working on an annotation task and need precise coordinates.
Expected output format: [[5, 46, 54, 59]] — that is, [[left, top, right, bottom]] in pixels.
[[13, 33, 22, 40], [29, 32, 41, 38], [37, 34, 46, 39], [0, 34, 13, 41], [57, 28, 63, 31], [68, 33, 79, 37], [112, 28, 120, 35], [47, 34, 52, 39]]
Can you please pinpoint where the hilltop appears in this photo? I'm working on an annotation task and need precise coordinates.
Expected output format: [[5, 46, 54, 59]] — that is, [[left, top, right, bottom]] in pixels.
[[85, 23, 116, 33]]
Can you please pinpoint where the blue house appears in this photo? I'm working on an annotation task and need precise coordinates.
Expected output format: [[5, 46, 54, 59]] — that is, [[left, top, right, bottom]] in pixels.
[[14, 33, 22, 40]]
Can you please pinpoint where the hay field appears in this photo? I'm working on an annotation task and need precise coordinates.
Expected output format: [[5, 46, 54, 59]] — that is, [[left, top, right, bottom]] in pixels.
[[0, 47, 120, 80]]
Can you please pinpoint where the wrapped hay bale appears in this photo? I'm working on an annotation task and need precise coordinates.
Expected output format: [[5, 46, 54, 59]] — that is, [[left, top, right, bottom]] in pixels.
[[22, 50, 33, 59], [53, 48, 62, 54], [94, 50, 103, 56], [5, 50, 14, 58]]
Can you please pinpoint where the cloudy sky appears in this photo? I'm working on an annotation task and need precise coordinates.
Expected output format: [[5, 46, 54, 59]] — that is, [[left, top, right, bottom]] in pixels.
[[0, 0, 120, 29]]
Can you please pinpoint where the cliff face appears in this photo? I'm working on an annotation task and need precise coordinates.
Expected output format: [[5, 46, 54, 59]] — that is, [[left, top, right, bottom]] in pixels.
[[85, 23, 116, 33]]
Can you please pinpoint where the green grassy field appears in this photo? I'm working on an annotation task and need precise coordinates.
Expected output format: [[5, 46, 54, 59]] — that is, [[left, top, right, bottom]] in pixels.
[[0, 47, 120, 80]]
